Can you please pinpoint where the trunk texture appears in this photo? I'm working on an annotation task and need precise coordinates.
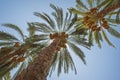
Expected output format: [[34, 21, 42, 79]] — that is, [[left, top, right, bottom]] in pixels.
[[15, 38, 60, 80]]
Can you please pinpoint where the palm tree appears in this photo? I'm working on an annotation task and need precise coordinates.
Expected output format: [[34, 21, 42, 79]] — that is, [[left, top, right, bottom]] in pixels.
[[69, 0, 120, 48], [1, 0, 119, 80], [0, 23, 44, 80], [14, 4, 91, 80]]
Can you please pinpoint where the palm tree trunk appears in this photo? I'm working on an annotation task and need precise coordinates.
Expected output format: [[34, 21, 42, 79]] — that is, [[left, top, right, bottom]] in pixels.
[[15, 38, 60, 80]]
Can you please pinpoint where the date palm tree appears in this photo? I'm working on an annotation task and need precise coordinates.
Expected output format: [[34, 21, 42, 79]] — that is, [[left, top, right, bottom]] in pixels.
[[0, 4, 90, 80], [1, 0, 119, 80], [14, 4, 91, 80], [0, 23, 44, 80], [69, 0, 120, 48]]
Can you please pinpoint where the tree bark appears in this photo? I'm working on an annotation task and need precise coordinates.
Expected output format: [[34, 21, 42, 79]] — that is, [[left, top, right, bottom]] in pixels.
[[15, 38, 60, 80]]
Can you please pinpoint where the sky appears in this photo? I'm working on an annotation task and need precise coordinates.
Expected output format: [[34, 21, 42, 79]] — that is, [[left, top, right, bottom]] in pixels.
[[0, 0, 120, 80]]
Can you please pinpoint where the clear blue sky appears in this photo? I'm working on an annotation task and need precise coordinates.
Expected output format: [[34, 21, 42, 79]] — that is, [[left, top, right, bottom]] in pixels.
[[0, 0, 120, 80]]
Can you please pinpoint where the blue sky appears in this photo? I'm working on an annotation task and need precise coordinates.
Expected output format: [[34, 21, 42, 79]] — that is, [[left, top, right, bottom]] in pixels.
[[0, 0, 120, 80]]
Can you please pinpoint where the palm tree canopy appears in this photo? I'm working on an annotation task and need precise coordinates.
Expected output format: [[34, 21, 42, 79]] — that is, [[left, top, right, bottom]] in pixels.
[[30, 4, 91, 76], [69, 0, 120, 48], [0, 4, 91, 79], [1, 0, 119, 79], [0, 23, 44, 79]]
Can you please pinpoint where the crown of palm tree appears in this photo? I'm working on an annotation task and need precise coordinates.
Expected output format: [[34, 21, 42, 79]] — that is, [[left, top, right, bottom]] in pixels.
[[29, 4, 91, 76], [0, 23, 44, 79], [69, 0, 120, 48]]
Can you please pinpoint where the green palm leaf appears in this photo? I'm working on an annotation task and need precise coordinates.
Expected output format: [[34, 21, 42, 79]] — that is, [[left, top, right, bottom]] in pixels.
[[64, 49, 77, 74], [3, 72, 11, 80], [43, 12, 55, 28], [97, 0, 112, 9], [2, 23, 24, 41], [69, 35, 91, 49], [63, 12, 69, 31], [34, 12, 55, 31], [57, 52, 63, 76], [50, 4, 63, 29], [88, 30, 93, 45], [102, 30, 115, 47], [116, 9, 120, 24], [87, 0, 94, 8], [69, 8, 85, 15], [31, 22, 53, 33], [0, 42, 13, 46], [30, 35, 48, 42], [67, 41, 86, 64], [107, 26, 120, 38], [102, 0, 113, 11], [107, 18, 120, 24], [76, 0, 88, 10], [57, 49, 77, 76], [11, 62, 26, 80], [0, 62, 18, 78], [94, 31, 101, 48], [0, 31, 18, 41]]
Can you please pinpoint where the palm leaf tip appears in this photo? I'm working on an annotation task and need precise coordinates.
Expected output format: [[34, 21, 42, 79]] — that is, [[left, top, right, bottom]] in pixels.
[[107, 27, 120, 38], [68, 41, 86, 64], [0, 31, 18, 41], [102, 30, 115, 47], [2, 23, 24, 41], [68, 8, 85, 15]]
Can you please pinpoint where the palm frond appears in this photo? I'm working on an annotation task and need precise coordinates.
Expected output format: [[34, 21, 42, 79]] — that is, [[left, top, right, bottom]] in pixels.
[[69, 36, 91, 49], [0, 31, 18, 41], [107, 26, 120, 38], [34, 12, 54, 31], [0, 42, 13, 46], [3, 72, 11, 80], [42, 12, 56, 29], [50, 4, 63, 30], [94, 31, 101, 48], [27, 23, 35, 37], [0, 62, 18, 78], [87, 0, 94, 8], [30, 35, 49, 42], [31, 22, 53, 33], [102, 0, 113, 11], [65, 49, 77, 74], [76, 0, 88, 10], [116, 9, 120, 24], [0, 60, 13, 77], [88, 30, 93, 45], [98, 31, 103, 41], [63, 49, 77, 74], [2, 23, 24, 41], [69, 8, 85, 16], [57, 52, 63, 76], [72, 24, 87, 35], [102, 30, 115, 47], [106, 18, 120, 24], [63, 12, 69, 31], [11, 62, 25, 80], [67, 41, 86, 64], [57, 49, 77, 76], [95, 0, 103, 5], [66, 14, 77, 32], [97, 0, 112, 9]]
